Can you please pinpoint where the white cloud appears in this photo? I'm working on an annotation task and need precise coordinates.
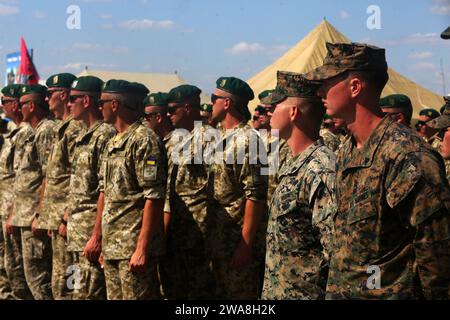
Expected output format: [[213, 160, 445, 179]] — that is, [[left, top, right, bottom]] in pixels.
[[100, 23, 114, 29], [100, 13, 112, 19], [118, 19, 175, 30], [408, 51, 433, 59], [0, 4, 19, 16], [410, 62, 437, 71], [72, 43, 129, 54], [34, 10, 46, 19], [431, 0, 450, 15], [226, 42, 265, 55], [384, 33, 446, 46], [61, 62, 118, 71], [340, 10, 350, 19]]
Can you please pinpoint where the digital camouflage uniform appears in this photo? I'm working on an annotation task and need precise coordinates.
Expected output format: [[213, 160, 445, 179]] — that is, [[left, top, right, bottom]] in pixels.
[[102, 121, 167, 300], [207, 122, 268, 299], [262, 139, 336, 300], [306, 42, 450, 300], [163, 123, 215, 299], [38, 116, 85, 300], [320, 128, 342, 153], [10, 118, 56, 300], [66, 120, 116, 300], [328, 115, 450, 299], [1, 122, 34, 300]]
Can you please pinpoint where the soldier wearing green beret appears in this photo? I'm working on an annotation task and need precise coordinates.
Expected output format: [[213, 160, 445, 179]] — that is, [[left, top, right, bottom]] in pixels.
[[36, 73, 86, 300], [159, 84, 215, 299], [200, 103, 216, 127], [98, 79, 166, 300], [207, 77, 268, 299], [0, 84, 34, 300], [380, 94, 413, 127], [306, 42, 450, 299], [6, 84, 56, 299], [428, 103, 450, 184], [62, 76, 115, 300], [143, 92, 173, 140], [255, 90, 274, 131], [417, 108, 440, 147]]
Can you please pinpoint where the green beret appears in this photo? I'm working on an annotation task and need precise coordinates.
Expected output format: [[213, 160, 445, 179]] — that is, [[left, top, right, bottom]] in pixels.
[[129, 82, 150, 98], [380, 94, 412, 115], [1, 84, 23, 99], [102, 79, 134, 94], [419, 108, 440, 119], [258, 90, 274, 102], [305, 42, 388, 83], [441, 26, 450, 40], [254, 105, 265, 113], [144, 92, 169, 107], [168, 84, 201, 103], [216, 77, 254, 101], [71, 76, 104, 93], [200, 103, 212, 113], [20, 84, 47, 97], [262, 71, 321, 105], [46, 73, 76, 89]]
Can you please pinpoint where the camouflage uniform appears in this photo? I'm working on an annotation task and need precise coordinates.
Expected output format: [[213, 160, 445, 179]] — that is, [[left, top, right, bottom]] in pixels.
[[10, 118, 56, 300], [0, 125, 32, 300], [38, 117, 85, 300], [207, 122, 268, 299], [2, 122, 34, 300], [163, 123, 215, 299], [102, 121, 167, 300], [328, 115, 450, 299], [320, 128, 342, 153], [67, 120, 115, 299], [65, 120, 115, 300], [262, 138, 335, 300]]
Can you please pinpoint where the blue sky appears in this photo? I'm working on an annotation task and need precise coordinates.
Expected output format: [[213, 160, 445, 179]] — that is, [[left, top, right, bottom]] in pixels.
[[0, 0, 449, 97]]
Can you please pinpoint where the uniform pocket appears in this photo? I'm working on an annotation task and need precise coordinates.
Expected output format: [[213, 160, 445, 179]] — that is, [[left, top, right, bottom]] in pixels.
[[347, 200, 378, 225]]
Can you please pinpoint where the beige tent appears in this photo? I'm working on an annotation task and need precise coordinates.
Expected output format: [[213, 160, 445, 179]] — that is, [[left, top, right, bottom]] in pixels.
[[247, 20, 444, 119], [78, 69, 210, 103]]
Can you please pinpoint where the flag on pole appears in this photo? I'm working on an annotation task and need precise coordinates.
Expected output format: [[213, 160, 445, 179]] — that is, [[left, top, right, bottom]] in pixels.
[[18, 37, 40, 85]]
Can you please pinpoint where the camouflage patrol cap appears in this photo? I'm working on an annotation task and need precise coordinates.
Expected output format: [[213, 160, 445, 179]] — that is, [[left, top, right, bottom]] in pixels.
[[144, 92, 169, 107], [1, 84, 23, 99], [216, 77, 254, 101], [46, 73, 76, 89], [261, 71, 322, 105], [441, 26, 450, 40], [427, 105, 450, 129], [258, 90, 274, 102], [200, 103, 212, 113], [71, 76, 104, 93], [168, 84, 201, 103], [419, 108, 440, 119], [305, 42, 388, 81], [20, 84, 48, 97]]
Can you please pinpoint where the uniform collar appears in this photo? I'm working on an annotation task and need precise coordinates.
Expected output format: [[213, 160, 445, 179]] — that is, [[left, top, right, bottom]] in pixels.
[[341, 114, 394, 171], [109, 120, 141, 151], [279, 138, 325, 177]]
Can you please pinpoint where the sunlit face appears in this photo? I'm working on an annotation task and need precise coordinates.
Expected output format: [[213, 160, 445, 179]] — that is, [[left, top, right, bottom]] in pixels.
[[268, 99, 292, 140], [68, 91, 86, 120], [99, 94, 115, 124], [440, 127, 450, 160], [417, 115, 437, 138], [0, 97, 17, 119], [19, 96, 34, 122], [167, 102, 187, 128], [317, 73, 352, 119], [211, 90, 228, 123], [46, 89, 66, 116]]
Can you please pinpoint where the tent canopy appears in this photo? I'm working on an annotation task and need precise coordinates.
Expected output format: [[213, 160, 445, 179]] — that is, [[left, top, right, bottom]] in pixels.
[[247, 20, 444, 120], [78, 69, 210, 103]]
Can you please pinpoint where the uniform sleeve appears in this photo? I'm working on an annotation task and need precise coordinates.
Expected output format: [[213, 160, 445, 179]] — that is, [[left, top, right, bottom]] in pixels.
[[387, 151, 450, 299], [96, 132, 114, 193], [239, 132, 267, 203], [36, 125, 56, 176], [135, 136, 167, 200]]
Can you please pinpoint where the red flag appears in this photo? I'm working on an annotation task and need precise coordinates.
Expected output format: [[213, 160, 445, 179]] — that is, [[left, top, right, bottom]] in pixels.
[[18, 37, 40, 85]]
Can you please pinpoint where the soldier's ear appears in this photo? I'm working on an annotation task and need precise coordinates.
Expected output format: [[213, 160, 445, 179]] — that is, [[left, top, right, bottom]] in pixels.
[[349, 77, 363, 98]]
